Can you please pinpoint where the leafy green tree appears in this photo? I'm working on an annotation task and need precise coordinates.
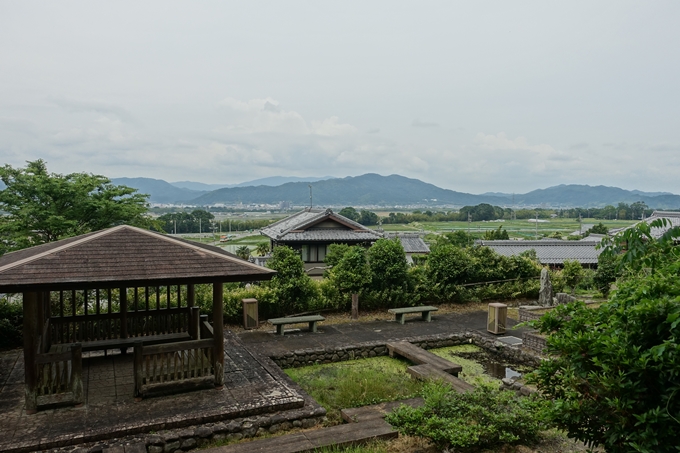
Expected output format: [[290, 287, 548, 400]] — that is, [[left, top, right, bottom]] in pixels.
[[367, 238, 408, 292], [440, 230, 474, 248], [483, 225, 509, 240], [561, 260, 584, 295], [329, 246, 371, 296], [587, 222, 608, 235], [0, 160, 151, 253], [338, 206, 360, 222], [592, 253, 620, 297], [266, 246, 319, 315], [235, 245, 251, 260], [358, 209, 379, 226], [255, 243, 270, 256], [324, 243, 351, 268]]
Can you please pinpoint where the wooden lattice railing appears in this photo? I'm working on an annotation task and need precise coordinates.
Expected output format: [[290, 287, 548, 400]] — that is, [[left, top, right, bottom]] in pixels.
[[133, 339, 215, 398], [34, 343, 84, 406]]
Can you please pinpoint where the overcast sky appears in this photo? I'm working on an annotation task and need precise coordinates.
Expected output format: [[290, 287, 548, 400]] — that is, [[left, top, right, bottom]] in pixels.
[[1, 1, 679, 194]]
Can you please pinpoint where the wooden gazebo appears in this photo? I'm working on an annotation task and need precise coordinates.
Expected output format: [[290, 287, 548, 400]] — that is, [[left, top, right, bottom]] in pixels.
[[0, 225, 275, 413]]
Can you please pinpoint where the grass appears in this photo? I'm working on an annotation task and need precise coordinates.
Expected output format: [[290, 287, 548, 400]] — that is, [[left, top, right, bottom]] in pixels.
[[284, 356, 424, 425]]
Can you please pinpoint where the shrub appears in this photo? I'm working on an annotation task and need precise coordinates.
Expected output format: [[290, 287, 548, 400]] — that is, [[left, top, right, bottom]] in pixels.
[[0, 295, 22, 348], [266, 246, 320, 315], [386, 382, 551, 451]]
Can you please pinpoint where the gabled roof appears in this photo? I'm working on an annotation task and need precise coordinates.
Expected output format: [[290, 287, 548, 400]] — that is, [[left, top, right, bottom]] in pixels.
[[261, 208, 383, 242], [611, 211, 680, 240], [386, 233, 430, 254], [478, 240, 601, 265], [0, 225, 276, 292]]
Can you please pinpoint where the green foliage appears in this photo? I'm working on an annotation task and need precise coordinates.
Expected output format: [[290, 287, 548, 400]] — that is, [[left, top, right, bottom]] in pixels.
[[367, 239, 408, 292], [483, 225, 510, 240], [0, 295, 22, 348], [338, 206, 360, 222], [235, 245, 251, 260], [561, 260, 584, 295], [593, 253, 621, 297], [426, 244, 541, 302], [157, 209, 215, 234], [327, 246, 371, 296], [530, 220, 680, 452], [285, 357, 424, 424], [0, 159, 151, 253], [255, 243, 269, 256], [439, 230, 474, 247], [358, 209, 379, 226], [324, 243, 351, 270], [588, 222, 609, 235], [386, 382, 550, 451], [266, 246, 319, 315]]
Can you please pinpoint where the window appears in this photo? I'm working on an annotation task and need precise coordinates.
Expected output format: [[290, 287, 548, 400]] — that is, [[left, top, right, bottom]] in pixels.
[[301, 244, 327, 263]]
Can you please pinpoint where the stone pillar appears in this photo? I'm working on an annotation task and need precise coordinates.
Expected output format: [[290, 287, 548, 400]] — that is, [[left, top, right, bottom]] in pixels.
[[351, 293, 359, 320], [538, 268, 553, 306]]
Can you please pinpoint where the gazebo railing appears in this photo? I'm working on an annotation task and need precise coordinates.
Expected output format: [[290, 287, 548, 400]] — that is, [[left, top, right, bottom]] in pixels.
[[34, 342, 84, 406], [133, 338, 215, 399]]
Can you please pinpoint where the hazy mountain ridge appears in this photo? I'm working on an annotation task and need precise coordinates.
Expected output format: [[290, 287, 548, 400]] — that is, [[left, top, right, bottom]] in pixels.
[[94, 176, 680, 208], [170, 176, 334, 191]]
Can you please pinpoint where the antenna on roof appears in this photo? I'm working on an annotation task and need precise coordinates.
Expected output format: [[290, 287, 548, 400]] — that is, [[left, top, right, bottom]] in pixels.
[[309, 184, 313, 209]]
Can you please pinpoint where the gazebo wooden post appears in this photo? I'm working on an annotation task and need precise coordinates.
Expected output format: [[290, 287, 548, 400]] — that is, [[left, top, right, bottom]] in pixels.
[[23, 291, 39, 414], [187, 284, 198, 339], [120, 287, 128, 353], [212, 281, 224, 388]]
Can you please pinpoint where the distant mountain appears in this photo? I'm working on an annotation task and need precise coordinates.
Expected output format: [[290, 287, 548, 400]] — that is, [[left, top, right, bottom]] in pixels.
[[170, 175, 333, 191], [189, 173, 509, 206], [112, 177, 206, 203], [170, 181, 231, 191], [514, 184, 680, 208]]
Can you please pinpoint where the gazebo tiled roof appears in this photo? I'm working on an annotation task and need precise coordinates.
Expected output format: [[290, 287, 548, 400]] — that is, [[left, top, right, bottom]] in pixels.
[[0, 225, 275, 292]]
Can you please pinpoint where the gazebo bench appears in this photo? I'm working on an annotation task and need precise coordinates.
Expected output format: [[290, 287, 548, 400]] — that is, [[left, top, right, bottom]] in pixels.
[[388, 306, 438, 324], [49, 332, 192, 354], [268, 315, 325, 336]]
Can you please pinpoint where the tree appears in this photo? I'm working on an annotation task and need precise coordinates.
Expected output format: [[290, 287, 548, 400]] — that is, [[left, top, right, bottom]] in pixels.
[[367, 238, 408, 292], [235, 245, 251, 260], [561, 260, 583, 295], [338, 207, 360, 222], [0, 160, 151, 254], [328, 246, 371, 296], [266, 246, 319, 314], [358, 210, 379, 226], [483, 225, 509, 240], [530, 221, 680, 452], [255, 243, 270, 256], [587, 222, 608, 235]]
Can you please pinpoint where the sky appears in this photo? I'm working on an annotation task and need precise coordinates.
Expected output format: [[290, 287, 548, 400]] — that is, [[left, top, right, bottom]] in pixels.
[[1, 1, 679, 194]]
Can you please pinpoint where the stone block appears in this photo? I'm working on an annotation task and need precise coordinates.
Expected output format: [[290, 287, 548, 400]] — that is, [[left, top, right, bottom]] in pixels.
[[179, 438, 196, 451], [195, 427, 212, 439], [148, 446, 163, 453], [163, 441, 180, 453]]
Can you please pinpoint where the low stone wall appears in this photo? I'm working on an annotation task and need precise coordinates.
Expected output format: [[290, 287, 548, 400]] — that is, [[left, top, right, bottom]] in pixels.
[[522, 331, 548, 354], [518, 307, 545, 323], [269, 331, 542, 371], [499, 377, 536, 396]]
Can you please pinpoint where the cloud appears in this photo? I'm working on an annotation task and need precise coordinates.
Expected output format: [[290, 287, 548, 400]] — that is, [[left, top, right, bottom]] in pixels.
[[367, 128, 380, 134], [50, 98, 135, 123], [311, 116, 357, 136], [412, 119, 439, 128], [569, 142, 589, 150]]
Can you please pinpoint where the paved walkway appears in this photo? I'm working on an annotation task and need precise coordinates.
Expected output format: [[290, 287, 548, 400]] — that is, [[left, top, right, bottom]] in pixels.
[[238, 309, 529, 356]]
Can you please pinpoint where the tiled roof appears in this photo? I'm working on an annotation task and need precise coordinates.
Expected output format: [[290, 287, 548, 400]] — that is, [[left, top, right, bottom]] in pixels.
[[0, 225, 276, 292], [612, 211, 680, 240], [261, 208, 382, 242], [478, 240, 601, 265], [386, 233, 431, 254]]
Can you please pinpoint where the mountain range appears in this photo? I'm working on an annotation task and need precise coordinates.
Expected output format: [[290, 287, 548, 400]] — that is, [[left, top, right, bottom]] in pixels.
[[109, 174, 680, 209]]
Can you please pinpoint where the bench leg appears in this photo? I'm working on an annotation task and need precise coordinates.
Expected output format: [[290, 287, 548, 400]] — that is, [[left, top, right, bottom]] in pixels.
[[422, 311, 432, 322], [396, 313, 405, 325], [276, 324, 285, 336], [309, 321, 317, 333]]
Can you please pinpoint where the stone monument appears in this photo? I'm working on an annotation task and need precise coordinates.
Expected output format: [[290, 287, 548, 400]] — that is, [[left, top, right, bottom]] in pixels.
[[538, 267, 553, 306]]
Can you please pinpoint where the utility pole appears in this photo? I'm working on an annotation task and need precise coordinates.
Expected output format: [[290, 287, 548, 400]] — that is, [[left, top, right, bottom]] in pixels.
[[579, 214, 582, 236], [535, 211, 538, 239], [199, 218, 201, 235], [173, 218, 176, 235], [309, 184, 313, 209]]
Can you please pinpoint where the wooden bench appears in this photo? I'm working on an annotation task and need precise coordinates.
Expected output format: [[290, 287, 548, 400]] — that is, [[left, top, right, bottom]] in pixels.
[[387, 341, 463, 376], [268, 315, 325, 336], [388, 305, 438, 324]]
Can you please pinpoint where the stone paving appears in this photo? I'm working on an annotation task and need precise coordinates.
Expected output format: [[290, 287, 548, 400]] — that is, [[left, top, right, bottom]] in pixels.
[[0, 332, 305, 453], [237, 310, 529, 356]]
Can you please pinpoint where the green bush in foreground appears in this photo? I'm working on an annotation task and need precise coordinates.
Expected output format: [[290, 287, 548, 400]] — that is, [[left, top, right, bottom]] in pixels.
[[386, 382, 550, 451]]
